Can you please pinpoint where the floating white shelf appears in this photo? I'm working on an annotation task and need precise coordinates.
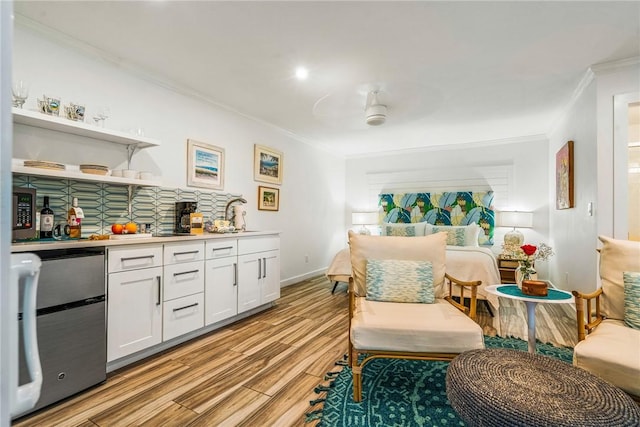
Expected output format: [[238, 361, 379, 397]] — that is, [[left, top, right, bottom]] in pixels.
[[12, 107, 161, 149], [12, 165, 161, 187]]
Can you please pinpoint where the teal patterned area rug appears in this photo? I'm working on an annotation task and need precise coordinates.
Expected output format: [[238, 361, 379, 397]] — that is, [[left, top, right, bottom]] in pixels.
[[309, 336, 573, 427]]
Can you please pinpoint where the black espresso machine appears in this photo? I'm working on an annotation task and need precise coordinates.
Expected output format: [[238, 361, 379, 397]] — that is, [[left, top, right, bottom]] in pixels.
[[175, 201, 197, 234]]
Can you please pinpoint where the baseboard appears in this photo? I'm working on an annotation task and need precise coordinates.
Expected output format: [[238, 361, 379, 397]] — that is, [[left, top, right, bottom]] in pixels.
[[280, 268, 327, 287]]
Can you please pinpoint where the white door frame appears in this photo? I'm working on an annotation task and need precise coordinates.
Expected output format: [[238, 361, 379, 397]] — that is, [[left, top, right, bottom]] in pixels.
[[613, 91, 640, 239], [0, 1, 14, 426]]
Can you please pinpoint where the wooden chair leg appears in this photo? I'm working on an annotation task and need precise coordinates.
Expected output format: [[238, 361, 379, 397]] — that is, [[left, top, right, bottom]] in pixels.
[[352, 364, 362, 402]]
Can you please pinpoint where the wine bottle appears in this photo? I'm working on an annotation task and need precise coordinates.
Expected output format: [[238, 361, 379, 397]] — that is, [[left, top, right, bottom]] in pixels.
[[67, 197, 84, 239], [40, 196, 54, 238]]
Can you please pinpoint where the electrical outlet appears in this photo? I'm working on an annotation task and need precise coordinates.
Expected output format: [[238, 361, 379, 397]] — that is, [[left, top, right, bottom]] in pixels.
[[305, 254, 309, 263]]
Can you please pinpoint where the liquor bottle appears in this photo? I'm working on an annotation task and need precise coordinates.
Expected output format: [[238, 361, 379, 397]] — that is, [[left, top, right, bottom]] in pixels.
[[67, 197, 84, 239], [40, 196, 54, 238]]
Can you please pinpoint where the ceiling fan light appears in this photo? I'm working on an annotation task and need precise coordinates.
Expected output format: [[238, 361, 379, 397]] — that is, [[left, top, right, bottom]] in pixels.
[[366, 104, 387, 126]]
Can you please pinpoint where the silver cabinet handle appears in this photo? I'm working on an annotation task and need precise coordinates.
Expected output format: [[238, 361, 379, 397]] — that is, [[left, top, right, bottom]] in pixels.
[[173, 269, 199, 277], [262, 257, 266, 278], [173, 302, 199, 312], [212, 246, 233, 251], [156, 276, 161, 306], [258, 258, 261, 279], [173, 250, 199, 256], [233, 262, 237, 286], [121, 255, 155, 262]]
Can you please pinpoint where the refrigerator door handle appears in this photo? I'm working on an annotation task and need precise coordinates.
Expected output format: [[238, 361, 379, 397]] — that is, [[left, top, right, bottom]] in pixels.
[[10, 253, 43, 417]]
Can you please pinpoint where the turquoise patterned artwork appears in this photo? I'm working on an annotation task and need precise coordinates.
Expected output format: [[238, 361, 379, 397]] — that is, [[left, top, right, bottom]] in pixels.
[[378, 191, 495, 245]]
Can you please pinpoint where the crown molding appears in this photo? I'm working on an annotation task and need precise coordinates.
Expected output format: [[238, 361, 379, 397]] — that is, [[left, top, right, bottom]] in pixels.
[[13, 15, 321, 149], [546, 67, 595, 137], [590, 56, 640, 76]]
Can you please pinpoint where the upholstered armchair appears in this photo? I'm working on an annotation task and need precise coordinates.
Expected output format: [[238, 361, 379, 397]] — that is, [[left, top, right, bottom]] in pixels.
[[572, 236, 640, 402], [347, 231, 484, 402]]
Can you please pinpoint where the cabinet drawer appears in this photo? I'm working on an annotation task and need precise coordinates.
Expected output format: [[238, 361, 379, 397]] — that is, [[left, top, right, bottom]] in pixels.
[[164, 241, 205, 265], [163, 293, 204, 341], [205, 239, 237, 259], [164, 261, 205, 301], [108, 245, 163, 273], [238, 235, 279, 255]]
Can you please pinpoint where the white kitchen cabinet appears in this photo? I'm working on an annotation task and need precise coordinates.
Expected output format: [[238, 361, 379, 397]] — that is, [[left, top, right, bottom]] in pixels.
[[205, 256, 238, 325], [163, 241, 205, 341], [237, 235, 280, 314], [107, 266, 162, 362]]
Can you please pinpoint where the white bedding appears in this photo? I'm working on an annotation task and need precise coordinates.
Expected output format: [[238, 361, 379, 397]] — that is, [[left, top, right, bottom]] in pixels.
[[444, 246, 500, 305]]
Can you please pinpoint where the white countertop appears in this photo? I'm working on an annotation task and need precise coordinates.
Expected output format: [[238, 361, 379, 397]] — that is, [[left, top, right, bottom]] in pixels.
[[11, 230, 280, 252]]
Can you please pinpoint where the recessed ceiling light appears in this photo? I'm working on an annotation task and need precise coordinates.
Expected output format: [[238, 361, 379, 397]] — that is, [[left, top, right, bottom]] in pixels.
[[295, 67, 309, 80]]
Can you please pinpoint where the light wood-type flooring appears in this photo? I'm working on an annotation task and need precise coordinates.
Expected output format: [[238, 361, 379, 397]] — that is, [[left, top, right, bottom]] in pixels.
[[14, 276, 577, 427]]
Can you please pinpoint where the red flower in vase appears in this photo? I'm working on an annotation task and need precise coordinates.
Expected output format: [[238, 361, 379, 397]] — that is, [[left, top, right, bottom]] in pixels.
[[521, 244, 537, 256]]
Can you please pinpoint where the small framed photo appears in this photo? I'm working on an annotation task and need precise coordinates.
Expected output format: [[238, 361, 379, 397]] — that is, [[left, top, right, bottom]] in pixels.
[[254, 144, 283, 185], [187, 139, 224, 190], [258, 186, 279, 211]]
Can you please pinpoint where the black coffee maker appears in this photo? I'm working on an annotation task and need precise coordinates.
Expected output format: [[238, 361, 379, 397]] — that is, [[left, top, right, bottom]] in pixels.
[[175, 201, 197, 234]]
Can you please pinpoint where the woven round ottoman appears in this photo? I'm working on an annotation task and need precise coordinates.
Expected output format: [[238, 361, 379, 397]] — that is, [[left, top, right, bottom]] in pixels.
[[446, 348, 640, 427]]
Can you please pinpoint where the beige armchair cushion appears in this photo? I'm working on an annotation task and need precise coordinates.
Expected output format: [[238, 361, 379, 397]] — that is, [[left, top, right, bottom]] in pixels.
[[573, 319, 640, 397], [348, 230, 447, 298], [351, 297, 485, 353], [599, 236, 640, 320]]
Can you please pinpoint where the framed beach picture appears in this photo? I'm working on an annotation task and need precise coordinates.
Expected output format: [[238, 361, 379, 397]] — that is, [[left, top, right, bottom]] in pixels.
[[254, 144, 283, 185], [556, 140, 574, 210], [258, 186, 279, 211], [187, 139, 225, 190]]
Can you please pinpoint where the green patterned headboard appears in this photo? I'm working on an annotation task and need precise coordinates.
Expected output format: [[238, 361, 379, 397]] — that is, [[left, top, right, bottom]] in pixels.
[[378, 191, 495, 245]]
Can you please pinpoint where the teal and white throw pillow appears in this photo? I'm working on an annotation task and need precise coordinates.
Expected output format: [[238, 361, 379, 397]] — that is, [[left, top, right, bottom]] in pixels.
[[623, 271, 640, 330], [432, 226, 466, 246], [381, 222, 426, 237], [365, 259, 434, 303]]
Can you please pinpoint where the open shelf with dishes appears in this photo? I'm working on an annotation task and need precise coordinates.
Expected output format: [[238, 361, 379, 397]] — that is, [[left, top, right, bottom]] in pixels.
[[12, 107, 161, 149], [12, 163, 161, 187]]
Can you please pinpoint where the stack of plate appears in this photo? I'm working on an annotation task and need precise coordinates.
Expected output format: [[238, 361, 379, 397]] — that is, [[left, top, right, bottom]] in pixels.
[[80, 164, 109, 175], [24, 160, 66, 171]]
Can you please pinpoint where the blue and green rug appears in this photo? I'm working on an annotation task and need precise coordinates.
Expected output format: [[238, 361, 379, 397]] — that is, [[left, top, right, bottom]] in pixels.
[[307, 336, 573, 426]]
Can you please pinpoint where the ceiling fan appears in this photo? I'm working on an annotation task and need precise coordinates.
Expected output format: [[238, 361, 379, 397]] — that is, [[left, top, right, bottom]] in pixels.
[[365, 90, 387, 126]]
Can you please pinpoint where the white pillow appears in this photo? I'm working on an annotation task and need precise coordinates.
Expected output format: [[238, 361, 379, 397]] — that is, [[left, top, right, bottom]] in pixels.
[[381, 222, 427, 237], [424, 223, 480, 247]]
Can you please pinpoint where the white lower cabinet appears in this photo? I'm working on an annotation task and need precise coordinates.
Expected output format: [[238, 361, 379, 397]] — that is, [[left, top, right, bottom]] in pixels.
[[163, 293, 205, 341], [237, 236, 281, 314], [205, 256, 238, 325], [163, 241, 205, 341], [107, 266, 163, 362], [107, 235, 279, 364]]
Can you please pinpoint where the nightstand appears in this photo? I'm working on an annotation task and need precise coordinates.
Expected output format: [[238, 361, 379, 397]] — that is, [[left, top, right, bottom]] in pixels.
[[497, 255, 520, 283]]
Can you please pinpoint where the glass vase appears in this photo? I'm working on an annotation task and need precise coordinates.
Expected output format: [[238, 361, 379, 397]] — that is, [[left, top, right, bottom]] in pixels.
[[516, 264, 538, 289]]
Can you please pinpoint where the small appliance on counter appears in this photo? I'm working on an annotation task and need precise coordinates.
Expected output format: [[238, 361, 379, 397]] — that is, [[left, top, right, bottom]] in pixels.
[[175, 201, 197, 235], [12, 187, 37, 241]]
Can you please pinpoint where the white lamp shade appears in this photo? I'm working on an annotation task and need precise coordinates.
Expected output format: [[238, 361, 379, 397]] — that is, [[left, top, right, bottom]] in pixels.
[[498, 211, 533, 228], [352, 212, 378, 225]]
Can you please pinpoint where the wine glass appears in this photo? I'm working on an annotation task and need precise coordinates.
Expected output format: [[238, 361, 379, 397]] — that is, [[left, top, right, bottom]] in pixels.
[[12, 81, 29, 108], [92, 106, 111, 127]]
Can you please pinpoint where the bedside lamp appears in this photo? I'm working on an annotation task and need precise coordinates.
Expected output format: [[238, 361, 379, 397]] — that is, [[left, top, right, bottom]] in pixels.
[[352, 212, 378, 235], [498, 211, 533, 246]]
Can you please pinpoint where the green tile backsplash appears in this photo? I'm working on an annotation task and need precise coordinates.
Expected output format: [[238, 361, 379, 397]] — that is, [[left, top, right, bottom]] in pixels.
[[15, 174, 242, 237]]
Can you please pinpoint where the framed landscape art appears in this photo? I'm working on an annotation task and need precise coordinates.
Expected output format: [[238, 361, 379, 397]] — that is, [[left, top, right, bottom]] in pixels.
[[254, 144, 283, 185], [187, 139, 225, 190], [556, 140, 574, 210], [258, 186, 279, 211]]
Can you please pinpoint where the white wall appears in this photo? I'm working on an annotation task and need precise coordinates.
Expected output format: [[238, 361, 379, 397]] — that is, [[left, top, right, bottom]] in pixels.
[[12, 25, 346, 285], [547, 60, 639, 294], [547, 79, 598, 293], [345, 138, 551, 277]]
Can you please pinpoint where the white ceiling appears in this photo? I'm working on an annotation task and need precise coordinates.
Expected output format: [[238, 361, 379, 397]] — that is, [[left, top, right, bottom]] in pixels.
[[13, 1, 640, 157]]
